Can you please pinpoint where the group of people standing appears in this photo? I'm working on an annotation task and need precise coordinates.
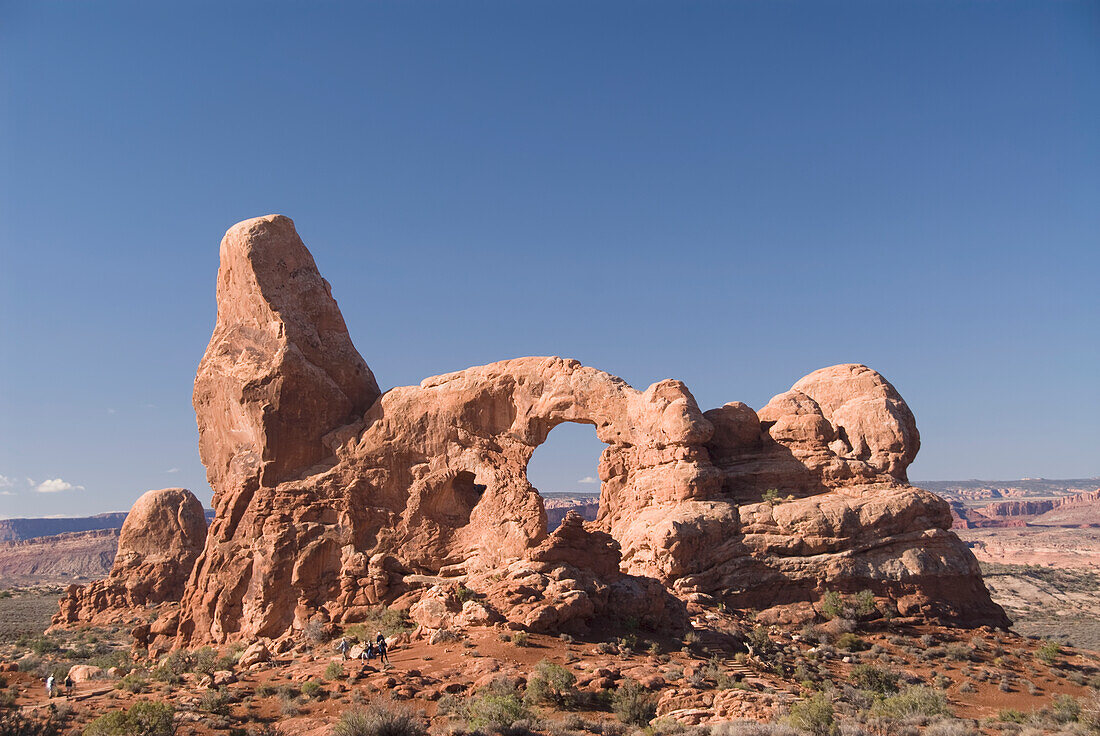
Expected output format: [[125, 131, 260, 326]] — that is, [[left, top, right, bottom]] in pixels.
[[336, 631, 390, 664], [44, 673, 73, 698]]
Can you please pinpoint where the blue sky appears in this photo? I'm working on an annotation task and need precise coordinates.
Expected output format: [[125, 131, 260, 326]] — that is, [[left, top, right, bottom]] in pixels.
[[1, 1, 1097, 518]]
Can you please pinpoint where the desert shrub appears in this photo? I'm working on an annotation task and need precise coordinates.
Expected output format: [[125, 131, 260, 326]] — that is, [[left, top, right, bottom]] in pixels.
[[835, 634, 868, 652], [761, 489, 781, 504], [820, 592, 844, 621], [1050, 694, 1082, 724], [199, 687, 233, 715], [325, 661, 345, 681], [0, 687, 15, 709], [747, 626, 773, 656], [945, 644, 974, 662], [0, 710, 61, 736], [1036, 640, 1061, 665], [709, 722, 800, 736], [612, 679, 657, 727], [333, 699, 426, 736], [785, 692, 839, 736], [525, 659, 577, 707], [84, 701, 175, 736], [871, 686, 949, 719], [301, 680, 323, 699], [28, 637, 60, 656], [343, 607, 412, 640], [116, 673, 149, 693], [850, 664, 900, 695], [466, 682, 531, 734], [197, 647, 225, 677], [922, 718, 977, 736], [996, 709, 1026, 724], [304, 621, 329, 644], [852, 590, 876, 618], [1081, 689, 1100, 733], [454, 585, 477, 603], [510, 632, 530, 647]]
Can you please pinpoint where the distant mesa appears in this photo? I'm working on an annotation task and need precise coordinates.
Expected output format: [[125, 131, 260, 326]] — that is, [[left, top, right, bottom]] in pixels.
[[54, 214, 1009, 649]]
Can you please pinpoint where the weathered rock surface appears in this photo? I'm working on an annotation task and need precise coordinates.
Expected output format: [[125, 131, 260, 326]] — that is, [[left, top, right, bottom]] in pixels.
[[53, 488, 206, 626], [58, 214, 1008, 642]]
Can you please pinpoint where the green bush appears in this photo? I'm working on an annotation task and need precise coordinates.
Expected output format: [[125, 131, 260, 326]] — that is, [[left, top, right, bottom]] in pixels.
[[852, 590, 876, 617], [199, 688, 232, 715], [325, 661, 345, 681], [786, 692, 839, 736], [850, 664, 900, 694], [116, 673, 149, 694], [28, 638, 61, 656], [612, 679, 657, 726], [524, 659, 577, 707], [333, 700, 426, 736], [84, 701, 175, 736], [835, 633, 868, 652], [301, 680, 323, 699], [871, 686, 949, 719], [1050, 694, 1081, 724], [1036, 640, 1061, 665], [761, 488, 781, 504], [466, 683, 531, 734], [509, 632, 530, 647]]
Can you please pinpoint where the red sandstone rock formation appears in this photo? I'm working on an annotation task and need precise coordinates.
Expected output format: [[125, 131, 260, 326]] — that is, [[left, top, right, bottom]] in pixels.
[[58, 214, 1009, 642], [53, 488, 206, 626]]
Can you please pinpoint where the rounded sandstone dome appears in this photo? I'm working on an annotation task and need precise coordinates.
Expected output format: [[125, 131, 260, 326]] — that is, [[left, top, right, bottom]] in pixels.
[[117, 487, 206, 564]]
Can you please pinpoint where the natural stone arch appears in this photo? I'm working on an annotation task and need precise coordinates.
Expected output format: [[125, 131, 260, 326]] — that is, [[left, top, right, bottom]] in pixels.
[[336, 356, 718, 578]]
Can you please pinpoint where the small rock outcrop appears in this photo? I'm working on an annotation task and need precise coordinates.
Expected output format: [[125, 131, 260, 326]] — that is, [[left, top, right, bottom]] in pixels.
[[54, 488, 206, 625], [57, 215, 1009, 642]]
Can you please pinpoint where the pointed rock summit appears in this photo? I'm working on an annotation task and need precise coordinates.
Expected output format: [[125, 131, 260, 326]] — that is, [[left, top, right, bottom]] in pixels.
[[194, 214, 380, 499]]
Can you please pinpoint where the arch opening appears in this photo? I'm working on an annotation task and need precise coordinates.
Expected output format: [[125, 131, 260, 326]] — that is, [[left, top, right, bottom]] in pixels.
[[525, 421, 605, 534]]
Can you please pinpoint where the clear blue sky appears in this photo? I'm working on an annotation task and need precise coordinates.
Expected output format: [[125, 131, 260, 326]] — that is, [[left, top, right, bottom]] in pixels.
[[1, 1, 1097, 518]]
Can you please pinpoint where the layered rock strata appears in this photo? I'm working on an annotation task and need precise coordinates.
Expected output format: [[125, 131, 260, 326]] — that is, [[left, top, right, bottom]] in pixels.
[[59, 214, 1009, 642]]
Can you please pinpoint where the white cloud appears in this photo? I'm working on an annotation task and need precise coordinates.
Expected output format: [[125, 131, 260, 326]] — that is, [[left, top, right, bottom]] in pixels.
[[35, 478, 85, 494], [0, 475, 12, 487], [0, 490, 14, 496], [577, 476, 599, 485], [165, 468, 180, 474]]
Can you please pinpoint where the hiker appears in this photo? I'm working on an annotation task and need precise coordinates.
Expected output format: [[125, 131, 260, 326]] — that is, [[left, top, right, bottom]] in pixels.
[[377, 634, 390, 664], [64, 674, 74, 695], [365, 641, 376, 660], [336, 637, 350, 661], [46, 675, 55, 699]]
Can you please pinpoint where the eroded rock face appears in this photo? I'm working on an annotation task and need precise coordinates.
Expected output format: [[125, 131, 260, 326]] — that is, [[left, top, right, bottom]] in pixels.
[[57, 214, 1008, 641], [54, 488, 206, 626]]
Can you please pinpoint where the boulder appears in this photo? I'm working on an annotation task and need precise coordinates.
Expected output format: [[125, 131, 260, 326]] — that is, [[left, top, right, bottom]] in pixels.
[[237, 641, 270, 668], [66, 665, 104, 683]]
